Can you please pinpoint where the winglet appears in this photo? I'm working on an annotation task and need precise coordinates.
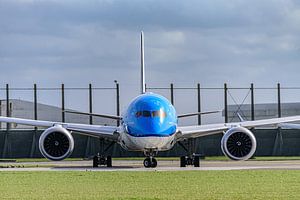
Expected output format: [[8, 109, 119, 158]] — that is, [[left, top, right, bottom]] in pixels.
[[140, 31, 146, 94]]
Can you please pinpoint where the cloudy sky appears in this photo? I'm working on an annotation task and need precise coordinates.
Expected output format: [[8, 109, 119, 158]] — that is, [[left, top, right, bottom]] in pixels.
[[1, 0, 300, 120]]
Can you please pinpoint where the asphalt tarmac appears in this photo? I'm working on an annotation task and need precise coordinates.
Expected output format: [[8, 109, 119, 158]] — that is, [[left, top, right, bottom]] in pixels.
[[2, 159, 300, 171]]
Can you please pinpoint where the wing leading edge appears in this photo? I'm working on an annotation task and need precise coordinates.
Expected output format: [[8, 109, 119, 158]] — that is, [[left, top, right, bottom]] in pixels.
[[176, 115, 300, 140], [0, 116, 119, 141]]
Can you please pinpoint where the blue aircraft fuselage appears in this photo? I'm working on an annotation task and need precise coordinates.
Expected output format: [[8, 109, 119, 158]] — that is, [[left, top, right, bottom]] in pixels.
[[120, 93, 177, 151], [123, 93, 177, 139]]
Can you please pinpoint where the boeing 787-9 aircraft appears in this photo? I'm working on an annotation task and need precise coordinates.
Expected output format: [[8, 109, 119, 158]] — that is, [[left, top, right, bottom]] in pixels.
[[1, 32, 300, 168]]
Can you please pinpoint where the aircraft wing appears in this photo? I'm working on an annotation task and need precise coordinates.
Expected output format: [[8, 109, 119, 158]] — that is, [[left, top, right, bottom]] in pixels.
[[0, 116, 119, 141], [176, 115, 300, 140]]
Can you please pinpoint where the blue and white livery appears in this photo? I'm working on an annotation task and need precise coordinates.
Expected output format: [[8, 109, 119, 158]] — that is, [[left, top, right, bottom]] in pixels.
[[120, 93, 177, 152]]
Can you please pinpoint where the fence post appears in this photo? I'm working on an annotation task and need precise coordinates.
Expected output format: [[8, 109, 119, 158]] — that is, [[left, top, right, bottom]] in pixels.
[[61, 84, 65, 122], [0, 100, 1, 129], [34, 84, 37, 130], [85, 84, 93, 157], [115, 81, 120, 126], [197, 83, 201, 125], [170, 83, 174, 105], [224, 83, 228, 123], [277, 83, 281, 118], [89, 83, 93, 125], [30, 84, 38, 157], [2, 84, 10, 158], [6, 84, 10, 130], [250, 83, 255, 121]]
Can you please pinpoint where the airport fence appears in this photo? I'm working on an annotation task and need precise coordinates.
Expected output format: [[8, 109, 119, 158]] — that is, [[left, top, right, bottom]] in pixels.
[[0, 82, 300, 158], [0, 82, 293, 126]]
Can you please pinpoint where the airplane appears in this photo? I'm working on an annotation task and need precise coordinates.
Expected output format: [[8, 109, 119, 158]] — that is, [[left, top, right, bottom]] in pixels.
[[1, 32, 300, 168]]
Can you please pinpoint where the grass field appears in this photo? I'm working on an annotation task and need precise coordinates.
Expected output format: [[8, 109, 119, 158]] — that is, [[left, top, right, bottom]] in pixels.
[[1, 170, 300, 199]]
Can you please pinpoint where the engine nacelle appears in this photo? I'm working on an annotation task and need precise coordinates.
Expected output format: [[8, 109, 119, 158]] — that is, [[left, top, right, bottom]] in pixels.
[[39, 126, 74, 161], [221, 126, 256, 160]]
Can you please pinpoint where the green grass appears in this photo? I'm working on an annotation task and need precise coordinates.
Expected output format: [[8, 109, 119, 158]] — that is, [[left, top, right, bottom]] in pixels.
[[1, 170, 300, 199]]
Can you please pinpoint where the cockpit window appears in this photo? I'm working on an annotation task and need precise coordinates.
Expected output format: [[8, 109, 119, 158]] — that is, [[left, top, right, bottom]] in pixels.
[[135, 111, 142, 117], [135, 110, 167, 118], [152, 110, 166, 118], [143, 111, 151, 117]]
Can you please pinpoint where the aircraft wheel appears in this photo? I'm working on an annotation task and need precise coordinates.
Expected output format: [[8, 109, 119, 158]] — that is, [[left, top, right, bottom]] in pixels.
[[180, 156, 186, 167], [143, 158, 152, 168], [193, 155, 200, 167], [93, 156, 99, 168], [107, 156, 112, 167], [151, 158, 157, 168]]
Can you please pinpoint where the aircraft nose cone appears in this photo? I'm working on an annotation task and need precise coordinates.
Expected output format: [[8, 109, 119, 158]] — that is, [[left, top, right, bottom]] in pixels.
[[148, 123, 161, 133], [143, 119, 161, 133]]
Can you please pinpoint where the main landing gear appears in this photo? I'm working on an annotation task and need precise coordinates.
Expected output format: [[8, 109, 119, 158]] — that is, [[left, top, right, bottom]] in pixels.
[[143, 150, 158, 168], [180, 154, 200, 167], [178, 139, 201, 167], [92, 139, 115, 168], [93, 154, 112, 167]]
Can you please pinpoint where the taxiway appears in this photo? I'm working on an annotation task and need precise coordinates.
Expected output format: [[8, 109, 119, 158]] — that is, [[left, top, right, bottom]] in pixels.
[[2, 159, 300, 171]]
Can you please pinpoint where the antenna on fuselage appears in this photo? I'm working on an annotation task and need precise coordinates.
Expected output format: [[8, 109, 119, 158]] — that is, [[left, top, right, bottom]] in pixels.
[[140, 31, 146, 94]]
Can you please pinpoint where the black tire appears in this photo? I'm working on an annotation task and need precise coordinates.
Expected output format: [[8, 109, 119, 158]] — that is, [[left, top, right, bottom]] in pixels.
[[151, 158, 157, 168], [93, 156, 98, 168], [193, 156, 200, 167], [143, 158, 151, 168], [107, 156, 112, 167], [180, 156, 186, 167]]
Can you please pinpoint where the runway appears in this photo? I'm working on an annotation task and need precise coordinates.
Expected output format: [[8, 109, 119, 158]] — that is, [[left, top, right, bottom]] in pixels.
[[2, 159, 300, 171]]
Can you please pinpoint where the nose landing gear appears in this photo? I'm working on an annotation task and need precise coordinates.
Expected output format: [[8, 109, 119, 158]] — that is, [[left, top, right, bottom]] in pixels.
[[143, 157, 157, 168], [144, 149, 158, 168]]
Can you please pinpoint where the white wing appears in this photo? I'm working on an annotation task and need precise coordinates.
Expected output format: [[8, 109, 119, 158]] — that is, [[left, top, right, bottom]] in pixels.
[[176, 115, 300, 140], [0, 116, 119, 140]]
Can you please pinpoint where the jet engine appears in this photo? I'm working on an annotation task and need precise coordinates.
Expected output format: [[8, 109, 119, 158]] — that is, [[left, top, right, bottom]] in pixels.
[[39, 126, 74, 161], [221, 126, 256, 160]]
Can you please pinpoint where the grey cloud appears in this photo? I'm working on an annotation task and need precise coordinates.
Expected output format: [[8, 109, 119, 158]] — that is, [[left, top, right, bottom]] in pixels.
[[1, 0, 300, 113], [0, 0, 295, 32]]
